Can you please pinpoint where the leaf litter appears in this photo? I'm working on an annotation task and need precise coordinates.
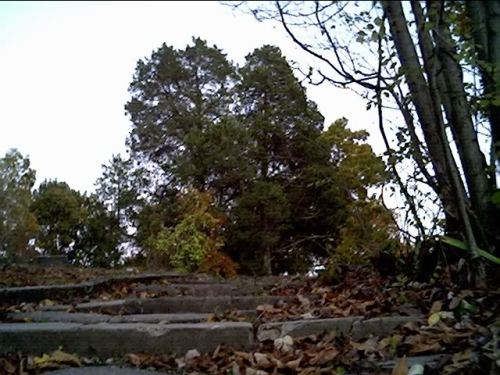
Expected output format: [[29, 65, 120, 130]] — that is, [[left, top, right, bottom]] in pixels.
[[0, 265, 498, 374]]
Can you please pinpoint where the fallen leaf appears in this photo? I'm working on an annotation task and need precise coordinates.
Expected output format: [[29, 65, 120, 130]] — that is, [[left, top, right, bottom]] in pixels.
[[32, 350, 81, 369], [234, 351, 252, 361], [0, 358, 16, 374], [443, 350, 474, 375], [138, 291, 149, 299], [232, 362, 240, 375], [429, 301, 442, 314], [428, 312, 440, 326], [245, 368, 267, 375], [408, 364, 424, 375], [253, 353, 271, 369], [309, 347, 339, 366], [408, 340, 442, 355], [351, 336, 379, 353], [297, 294, 310, 306], [300, 312, 315, 319], [39, 299, 56, 307], [185, 349, 200, 362], [126, 353, 145, 367], [285, 356, 302, 371], [274, 335, 294, 353], [391, 356, 408, 375], [449, 297, 462, 310]]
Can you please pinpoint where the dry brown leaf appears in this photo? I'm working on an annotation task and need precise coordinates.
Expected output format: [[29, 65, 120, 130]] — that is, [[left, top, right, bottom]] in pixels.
[[245, 368, 268, 375], [274, 335, 294, 354], [297, 294, 310, 306], [351, 336, 379, 353], [235, 351, 252, 361], [185, 349, 200, 362], [429, 301, 442, 314], [408, 340, 442, 355], [391, 356, 408, 375], [309, 347, 339, 366], [285, 356, 302, 370], [253, 353, 272, 369], [99, 293, 111, 301], [449, 297, 462, 310], [206, 313, 216, 322], [126, 353, 144, 367], [300, 312, 315, 319], [298, 367, 321, 375], [0, 358, 17, 374]]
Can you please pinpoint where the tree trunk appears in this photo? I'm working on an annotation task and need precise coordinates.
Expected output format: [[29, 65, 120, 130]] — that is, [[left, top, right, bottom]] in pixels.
[[263, 247, 272, 276], [382, 1, 482, 259], [381, 1, 461, 230], [434, 6, 492, 229], [466, 0, 500, 170]]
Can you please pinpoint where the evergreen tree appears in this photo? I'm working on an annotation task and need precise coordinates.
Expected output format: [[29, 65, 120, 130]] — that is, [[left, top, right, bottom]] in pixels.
[[32, 180, 86, 256], [73, 195, 122, 267], [126, 38, 240, 195]]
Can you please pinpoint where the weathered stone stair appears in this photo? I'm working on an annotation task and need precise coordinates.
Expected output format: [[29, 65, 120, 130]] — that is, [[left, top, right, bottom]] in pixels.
[[0, 272, 432, 373]]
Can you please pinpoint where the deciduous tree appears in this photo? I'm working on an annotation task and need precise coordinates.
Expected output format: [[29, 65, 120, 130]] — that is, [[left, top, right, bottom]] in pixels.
[[0, 149, 38, 257]]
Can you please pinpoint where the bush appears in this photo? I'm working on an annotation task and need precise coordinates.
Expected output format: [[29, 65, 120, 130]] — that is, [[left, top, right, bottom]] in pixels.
[[199, 249, 238, 278], [151, 189, 235, 275]]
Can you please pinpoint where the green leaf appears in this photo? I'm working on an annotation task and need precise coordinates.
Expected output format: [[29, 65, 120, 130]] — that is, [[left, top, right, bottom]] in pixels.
[[441, 236, 500, 265], [491, 190, 500, 205]]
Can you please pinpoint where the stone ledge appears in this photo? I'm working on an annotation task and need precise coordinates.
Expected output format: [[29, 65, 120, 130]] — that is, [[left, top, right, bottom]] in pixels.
[[0, 321, 253, 357], [257, 315, 422, 341]]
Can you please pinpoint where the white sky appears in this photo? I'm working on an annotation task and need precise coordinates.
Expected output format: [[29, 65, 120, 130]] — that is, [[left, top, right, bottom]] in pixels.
[[0, 1, 380, 194]]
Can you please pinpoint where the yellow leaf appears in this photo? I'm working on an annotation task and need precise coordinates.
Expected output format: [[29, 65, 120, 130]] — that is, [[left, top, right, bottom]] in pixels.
[[50, 350, 82, 366], [33, 350, 81, 369], [33, 354, 52, 366], [428, 312, 440, 326], [206, 313, 216, 322], [392, 356, 408, 375]]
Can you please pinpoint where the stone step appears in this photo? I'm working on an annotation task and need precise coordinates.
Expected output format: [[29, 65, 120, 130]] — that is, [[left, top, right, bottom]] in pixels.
[[257, 315, 422, 341], [45, 367, 167, 375], [6, 310, 256, 324], [134, 282, 236, 296], [42, 354, 463, 375], [0, 273, 203, 304], [0, 322, 253, 358], [0, 275, 284, 305], [40, 295, 289, 315], [0, 315, 425, 364], [40, 353, 470, 375]]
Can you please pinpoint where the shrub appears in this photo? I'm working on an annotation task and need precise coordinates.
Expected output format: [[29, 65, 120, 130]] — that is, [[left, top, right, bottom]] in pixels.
[[151, 189, 235, 274]]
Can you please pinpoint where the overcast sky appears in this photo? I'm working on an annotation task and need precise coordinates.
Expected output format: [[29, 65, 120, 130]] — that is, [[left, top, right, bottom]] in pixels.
[[0, 1, 379, 194]]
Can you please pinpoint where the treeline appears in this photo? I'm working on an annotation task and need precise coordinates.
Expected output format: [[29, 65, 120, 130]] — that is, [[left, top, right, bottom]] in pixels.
[[0, 39, 401, 275]]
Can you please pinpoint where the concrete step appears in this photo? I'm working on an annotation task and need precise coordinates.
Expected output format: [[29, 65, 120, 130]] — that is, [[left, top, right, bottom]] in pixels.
[[0, 275, 283, 305], [0, 315, 423, 358], [257, 315, 422, 341], [0, 273, 205, 304], [45, 366, 168, 375], [134, 282, 236, 296], [40, 295, 289, 315], [6, 310, 256, 324], [40, 354, 469, 375], [0, 322, 253, 358]]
